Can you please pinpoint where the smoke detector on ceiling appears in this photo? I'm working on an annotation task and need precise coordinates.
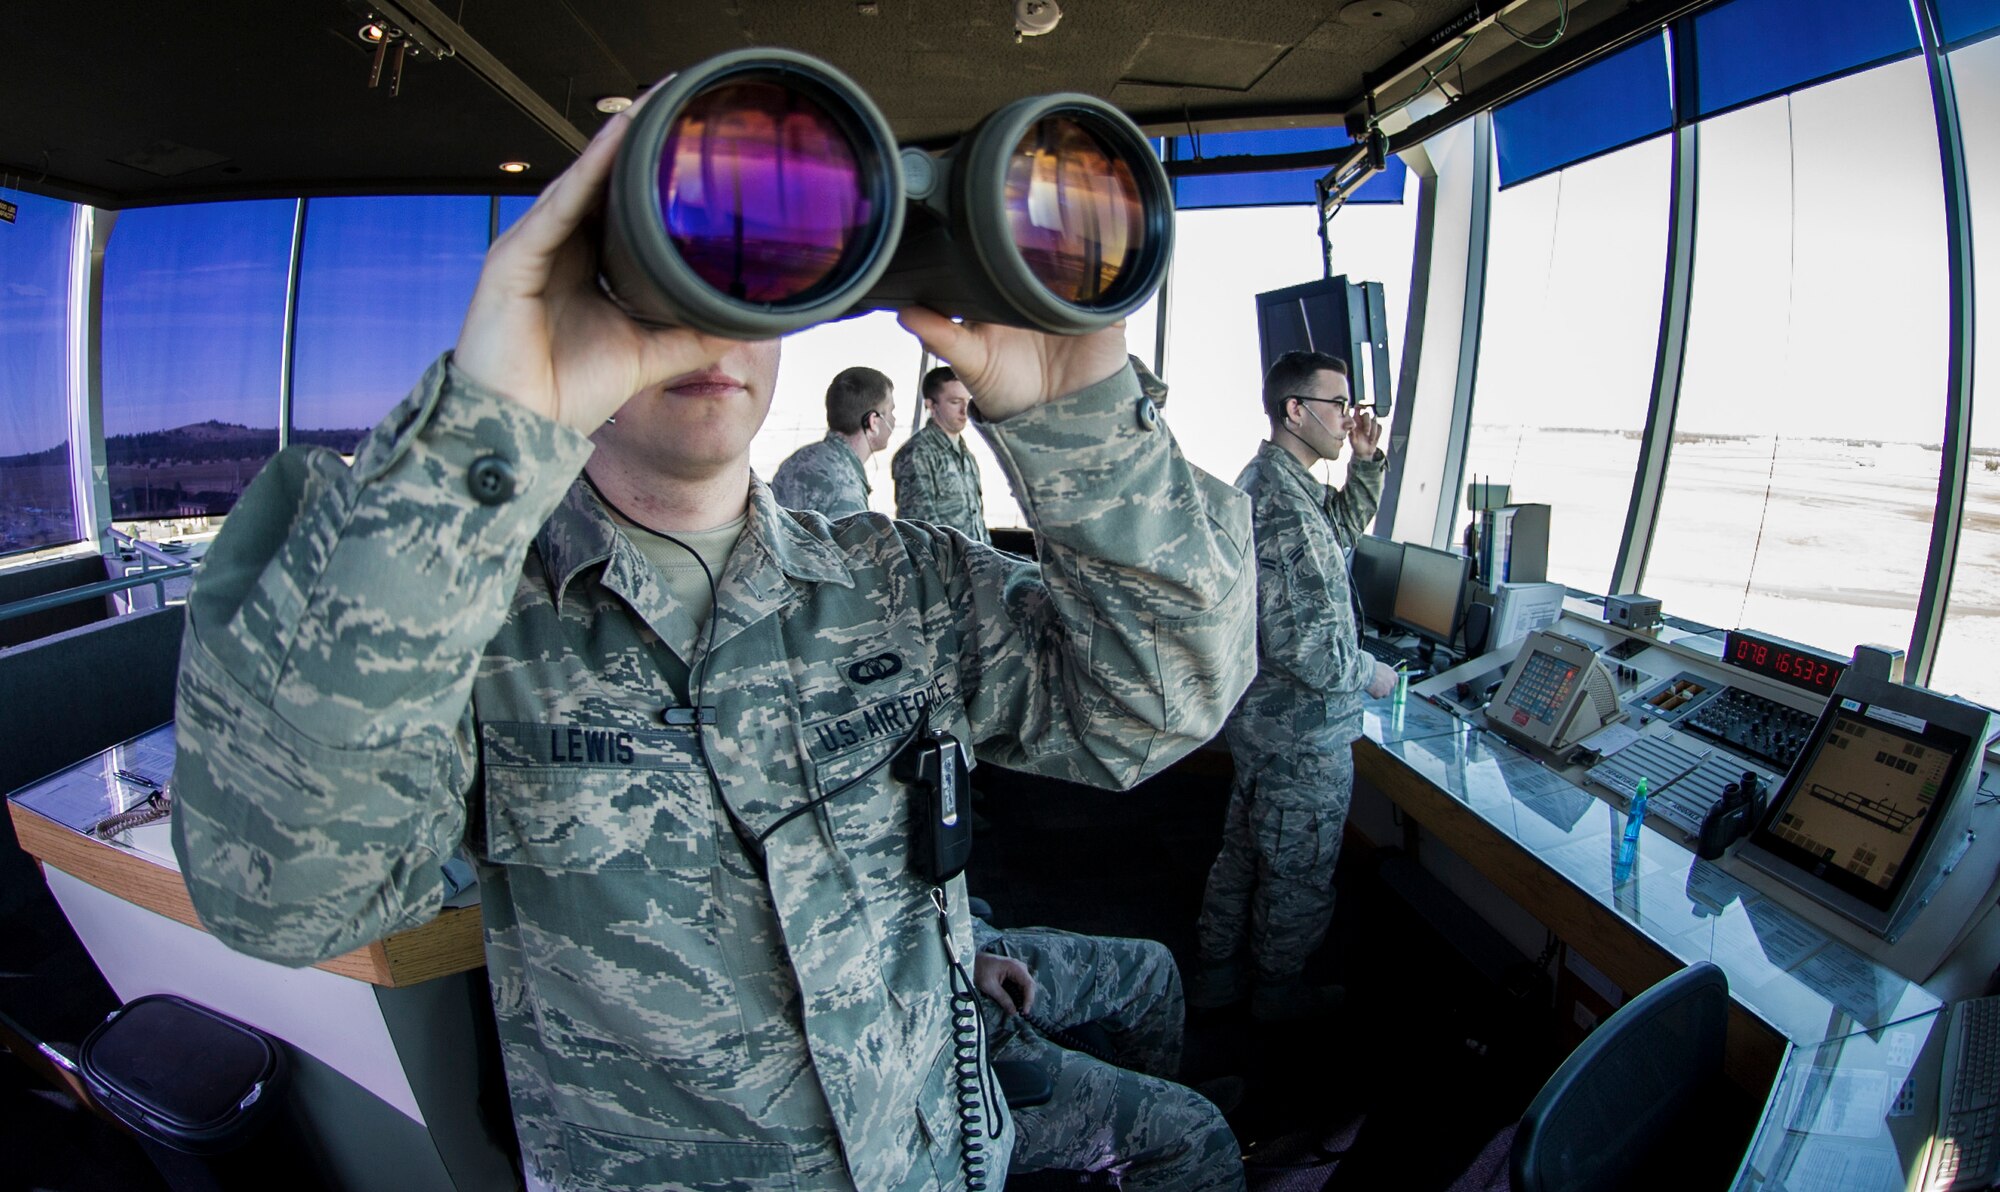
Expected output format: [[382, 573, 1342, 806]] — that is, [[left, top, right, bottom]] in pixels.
[[1015, 0, 1062, 41]]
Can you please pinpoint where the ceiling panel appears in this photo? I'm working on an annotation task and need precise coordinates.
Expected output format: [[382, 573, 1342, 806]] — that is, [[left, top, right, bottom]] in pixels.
[[1, 0, 1604, 207]]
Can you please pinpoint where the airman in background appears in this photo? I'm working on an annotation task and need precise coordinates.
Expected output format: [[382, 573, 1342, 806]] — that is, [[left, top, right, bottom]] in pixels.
[[892, 366, 990, 543], [1193, 349, 1397, 1024], [770, 365, 896, 517]]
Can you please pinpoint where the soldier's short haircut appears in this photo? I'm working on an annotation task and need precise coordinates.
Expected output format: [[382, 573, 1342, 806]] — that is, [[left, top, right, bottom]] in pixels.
[[1261, 350, 1349, 423], [826, 366, 894, 433], [921, 366, 960, 405]]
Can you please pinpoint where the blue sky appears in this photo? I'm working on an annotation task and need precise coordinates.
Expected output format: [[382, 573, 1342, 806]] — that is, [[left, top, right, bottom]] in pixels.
[[99, 196, 488, 438]]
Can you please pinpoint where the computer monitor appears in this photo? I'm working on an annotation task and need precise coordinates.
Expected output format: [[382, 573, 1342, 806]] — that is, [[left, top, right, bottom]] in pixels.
[[1737, 671, 1994, 942], [1350, 535, 1403, 631], [1392, 544, 1470, 648], [1254, 276, 1393, 417]]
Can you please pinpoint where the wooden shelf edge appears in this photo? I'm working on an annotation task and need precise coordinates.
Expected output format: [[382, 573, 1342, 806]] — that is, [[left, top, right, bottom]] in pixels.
[[8, 803, 483, 988]]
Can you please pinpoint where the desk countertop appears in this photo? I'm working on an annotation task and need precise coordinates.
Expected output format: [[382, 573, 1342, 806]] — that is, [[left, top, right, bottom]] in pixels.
[[8, 723, 484, 988], [1354, 693, 1956, 1190]]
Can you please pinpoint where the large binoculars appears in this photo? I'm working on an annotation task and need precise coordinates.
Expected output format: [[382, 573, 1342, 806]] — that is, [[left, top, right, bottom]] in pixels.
[[600, 48, 1174, 338]]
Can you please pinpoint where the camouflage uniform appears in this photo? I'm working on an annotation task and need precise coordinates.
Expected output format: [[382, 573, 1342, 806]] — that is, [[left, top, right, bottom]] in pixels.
[[770, 432, 870, 518], [975, 923, 1243, 1191], [1196, 440, 1385, 986], [172, 355, 1252, 1192], [891, 422, 990, 544]]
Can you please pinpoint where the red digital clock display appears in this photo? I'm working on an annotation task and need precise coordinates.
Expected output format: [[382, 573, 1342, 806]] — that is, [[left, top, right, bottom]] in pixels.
[[1723, 630, 1847, 697]]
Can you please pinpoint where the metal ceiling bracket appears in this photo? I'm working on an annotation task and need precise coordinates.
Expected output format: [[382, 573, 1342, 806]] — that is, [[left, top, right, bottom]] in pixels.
[[348, 0, 587, 152]]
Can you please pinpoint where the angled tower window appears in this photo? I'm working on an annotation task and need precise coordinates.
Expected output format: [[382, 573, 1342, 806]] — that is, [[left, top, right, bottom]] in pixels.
[[496, 195, 535, 239], [1167, 129, 1407, 209], [1160, 202, 1418, 495], [1935, 0, 2000, 47], [291, 196, 489, 455], [102, 200, 294, 521], [1460, 134, 1672, 592], [0, 191, 80, 556], [1930, 34, 2000, 709], [1647, 60, 1948, 659]]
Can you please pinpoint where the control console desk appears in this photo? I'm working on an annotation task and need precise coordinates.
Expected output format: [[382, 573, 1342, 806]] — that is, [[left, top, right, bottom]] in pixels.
[[1351, 601, 2000, 1190]]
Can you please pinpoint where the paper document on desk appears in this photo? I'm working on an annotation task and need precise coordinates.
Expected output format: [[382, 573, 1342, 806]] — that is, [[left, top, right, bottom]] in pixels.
[[1773, 1135, 1903, 1191], [1579, 722, 1641, 757], [1806, 1068, 1893, 1139]]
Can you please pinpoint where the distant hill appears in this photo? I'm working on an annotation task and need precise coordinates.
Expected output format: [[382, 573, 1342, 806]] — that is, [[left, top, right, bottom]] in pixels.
[[0, 421, 371, 467]]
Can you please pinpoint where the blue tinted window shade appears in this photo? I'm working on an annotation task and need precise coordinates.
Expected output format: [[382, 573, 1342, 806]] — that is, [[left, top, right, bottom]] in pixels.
[[496, 195, 535, 239], [102, 200, 295, 521], [1167, 127, 1406, 208], [1495, 35, 1673, 188], [1170, 128, 1350, 158], [1937, 0, 2000, 45], [1689, 0, 1920, 118], [1174, 163, 1406, 208], [291, 196, 488, 453], [0, 191, 80, 555]]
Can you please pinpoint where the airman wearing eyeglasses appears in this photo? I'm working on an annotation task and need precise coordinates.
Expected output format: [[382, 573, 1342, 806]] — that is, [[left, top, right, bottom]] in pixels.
[[770, 366, 898, 519], [1192, 348, 1398, 1024]]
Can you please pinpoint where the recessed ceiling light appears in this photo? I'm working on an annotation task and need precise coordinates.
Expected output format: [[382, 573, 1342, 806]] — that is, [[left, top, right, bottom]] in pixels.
[[595, 96, 634, 114], [358, 22, 389, 44], [499, 161, 531, 174]]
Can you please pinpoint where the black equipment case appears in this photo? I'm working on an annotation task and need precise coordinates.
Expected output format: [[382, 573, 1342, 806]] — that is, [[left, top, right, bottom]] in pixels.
[[78, 994, 288, 1154]]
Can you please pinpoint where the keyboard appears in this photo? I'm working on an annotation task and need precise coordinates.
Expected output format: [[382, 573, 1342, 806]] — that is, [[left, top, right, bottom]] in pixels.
[[1362, 637, 1429, 672], [1927, 996, 2000, 1190]]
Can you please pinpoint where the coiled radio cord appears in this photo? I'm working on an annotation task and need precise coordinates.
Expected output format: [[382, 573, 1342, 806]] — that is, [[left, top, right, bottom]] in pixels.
[[92, 789, 172, 839], [932, 887, 998, 1190]]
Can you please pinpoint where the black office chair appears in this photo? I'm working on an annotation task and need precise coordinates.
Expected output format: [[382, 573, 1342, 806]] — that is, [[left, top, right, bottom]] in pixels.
[[1450, 961, 1730, 1192]]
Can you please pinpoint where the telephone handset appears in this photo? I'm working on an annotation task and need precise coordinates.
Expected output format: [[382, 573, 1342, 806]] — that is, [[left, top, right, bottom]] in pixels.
[[1483, 628, 1625, 762]]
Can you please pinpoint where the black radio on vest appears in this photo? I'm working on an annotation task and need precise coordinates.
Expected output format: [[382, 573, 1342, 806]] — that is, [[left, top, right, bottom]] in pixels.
[[898, 717, 973, 884]]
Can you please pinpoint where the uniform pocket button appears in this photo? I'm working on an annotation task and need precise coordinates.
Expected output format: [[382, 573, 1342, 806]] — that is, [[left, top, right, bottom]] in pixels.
[[468, 454, 517, 505]]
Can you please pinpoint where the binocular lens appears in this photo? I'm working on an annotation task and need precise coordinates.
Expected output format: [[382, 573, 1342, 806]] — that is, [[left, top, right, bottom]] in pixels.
[[659, 80, 877, 304], [1004, 115, 1148, 308], [601, 51, 1170, 337]]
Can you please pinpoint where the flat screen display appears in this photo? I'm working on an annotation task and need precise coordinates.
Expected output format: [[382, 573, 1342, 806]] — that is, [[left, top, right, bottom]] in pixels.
[[1392, 544, 1469, 646], [1756, 697, 1974, 911], [1350, 535, 1403, 628], [1510, 650, 1580, 726]]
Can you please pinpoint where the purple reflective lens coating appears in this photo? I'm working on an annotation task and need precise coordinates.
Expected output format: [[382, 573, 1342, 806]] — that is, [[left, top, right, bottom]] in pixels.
[[1003, 116, 1147, 306], [659, 80, 875, 304]]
